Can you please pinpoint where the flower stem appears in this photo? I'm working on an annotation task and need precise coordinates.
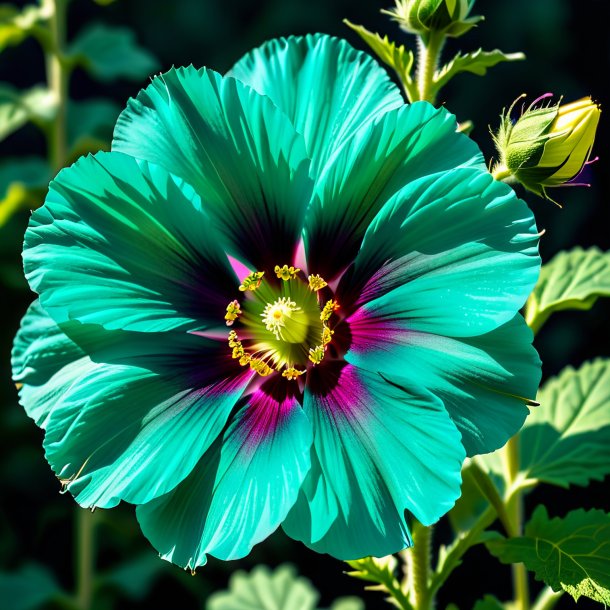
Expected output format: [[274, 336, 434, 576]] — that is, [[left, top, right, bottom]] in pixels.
[[416, 32, 445, 103], [532, 587, 563, 610], [45, 0, 69, 171], [491, 164, 514, 182], [75, 508, 97, 610], [408, 522, 433, 610]]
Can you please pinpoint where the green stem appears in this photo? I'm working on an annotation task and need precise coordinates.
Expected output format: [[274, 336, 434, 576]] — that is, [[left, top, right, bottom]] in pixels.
[[532, 587, 563, 610], [416, 31, 445, 103], [75, 509, 96, 610], [408, 523, 433, 610], [491, 164, 514, 182], [45, 0, 69, 171], [503, 435, 530, 610]]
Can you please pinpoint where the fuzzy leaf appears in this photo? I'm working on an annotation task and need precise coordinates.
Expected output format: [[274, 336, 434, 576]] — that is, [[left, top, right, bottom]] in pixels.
[[207, 565, 318, 610], [69, 23, 158, 82], [525, 248, 610, 332], [434, 49, 525, 93], [487, 506, 610, 605], [328, 599, 365, 610], [0, 84, 56, 141]]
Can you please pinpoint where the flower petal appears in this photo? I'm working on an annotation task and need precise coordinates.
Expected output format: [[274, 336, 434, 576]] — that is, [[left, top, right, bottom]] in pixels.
[[346, 311, 541, 455], [113, 67, 312, 268], [282, 362, 464, 559], [339, 167, 540, 336], [304, 102, 483, 278], [24, 152, 236, 333], [228, 34, 404, 175], [136, 378, 312, 569]]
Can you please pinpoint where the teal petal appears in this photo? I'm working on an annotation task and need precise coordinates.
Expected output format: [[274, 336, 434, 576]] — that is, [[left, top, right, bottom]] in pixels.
[[113, 67, 312, 267], [136, 380, 312, 569], [346, 313, 541, 455], [341, 167, 540, 336], [229, 34, 404, 175], [24, 152, 235, 333], [304, 102, 483, 277], [282, 363, 464, 559]]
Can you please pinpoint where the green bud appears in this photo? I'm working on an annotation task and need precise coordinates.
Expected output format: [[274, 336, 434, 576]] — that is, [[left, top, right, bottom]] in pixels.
[[493, 95, 601, 201], [382, 0, 483, 38]]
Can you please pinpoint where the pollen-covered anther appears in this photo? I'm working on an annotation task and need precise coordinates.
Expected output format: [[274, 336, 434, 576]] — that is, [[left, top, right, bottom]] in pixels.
[[282, 367, 306, 381], [308, 274, 328, 291], [249, 358, 274, 377], [274, 264, 300, 280], [322, 326, 334, 345], [320, 299, 339, 322], [308, 345, 325, 365], [239, 271, 265, 292], [262, 297, 301, 340], [224, 299, 242, 326]]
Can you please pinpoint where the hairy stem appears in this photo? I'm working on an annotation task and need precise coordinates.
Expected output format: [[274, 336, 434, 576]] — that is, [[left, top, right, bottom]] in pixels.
[[416, 32, 445, 103]]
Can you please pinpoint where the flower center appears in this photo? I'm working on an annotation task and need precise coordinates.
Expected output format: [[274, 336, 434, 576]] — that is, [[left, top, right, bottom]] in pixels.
[[223, 265, 338, 379]]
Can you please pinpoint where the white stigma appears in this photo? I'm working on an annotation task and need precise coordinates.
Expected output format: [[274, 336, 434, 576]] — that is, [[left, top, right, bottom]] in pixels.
[[261, 297, 300, 340]]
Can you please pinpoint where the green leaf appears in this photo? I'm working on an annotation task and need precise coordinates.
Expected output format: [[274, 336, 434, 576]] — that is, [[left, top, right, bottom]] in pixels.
[[328, 599, 365, 610], [472, 595, 505, 610], [0, 3, 51, 52], [207, 565, 319, 610], [0, 156, 51, 227], [525, 248, 610, 333], [0, 84, 56, 141], [68, 23, 159, 82], [433, 49, 525, 94], [0, 565, 62, 610], [344, 20, 418, 101], [487, 506, 610, 605], [68, 98, 120, 157], [520, 358, 610, 488], [97, 553, 166, 600]]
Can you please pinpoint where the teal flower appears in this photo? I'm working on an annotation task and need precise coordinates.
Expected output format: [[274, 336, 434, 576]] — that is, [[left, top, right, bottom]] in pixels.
[[12, 34, 541, 569]]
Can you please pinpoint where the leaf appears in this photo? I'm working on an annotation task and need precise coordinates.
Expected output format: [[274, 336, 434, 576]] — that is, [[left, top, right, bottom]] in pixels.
[[519, 358, 610, 488], [344, 20, 418, 101], [68, 98, 120, 157], [472, 595, 505, 610], [433, 49, 525, 93], [328, 598, 365, 610], [0, 84, 56, 141], [97, 553, 167, 600], [487, 506, 610, 605], [207, 565, 319, 610], [0, 564, 63, 610], [0, 156, 51, 227], [0, 3, 51, 52], [68, 23, 159, 82], [525, 248, 610, 332]]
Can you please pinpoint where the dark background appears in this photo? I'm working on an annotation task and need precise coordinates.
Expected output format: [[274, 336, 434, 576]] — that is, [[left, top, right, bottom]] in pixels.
[[0, 0, 609, 608]]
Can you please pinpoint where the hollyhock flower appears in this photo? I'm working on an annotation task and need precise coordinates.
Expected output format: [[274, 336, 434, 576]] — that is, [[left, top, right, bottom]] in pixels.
[[12, 34, 541, 569]]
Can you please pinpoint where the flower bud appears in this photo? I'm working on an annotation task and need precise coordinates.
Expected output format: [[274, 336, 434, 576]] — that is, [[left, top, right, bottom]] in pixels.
[[493, 94, 601, 201], [382, 0, 482, 38]]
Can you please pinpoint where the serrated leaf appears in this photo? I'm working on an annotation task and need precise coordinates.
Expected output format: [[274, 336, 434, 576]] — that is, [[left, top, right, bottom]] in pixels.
[[520, 358, 610, 488], [68, 98, 120, 157], [0, 3, 51, 52], [0, 156, 51, 227], [68, 23, 159, 82], [472, 595, 505, 610], [0, 84, 56, 141], [207, 565, 318, 610], [525, 248, 610, 332], [0, 564, 62, 610], [487, 506, 610, 605], [344, 20, 418, 101], [433, 49, 525, 93]]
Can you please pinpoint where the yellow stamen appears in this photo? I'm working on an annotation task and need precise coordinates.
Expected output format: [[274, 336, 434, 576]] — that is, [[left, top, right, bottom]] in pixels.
[[250, 358, 274, 376], [320, 299, 339, 322], [224, 299, 242, 326], [308, 274, 328, 291], [308, 345, 325, 365], [322, 326, 334, 345], [239, 271, 264, 292], [274, 264, 300, 280], [282, 367, 306, 381]]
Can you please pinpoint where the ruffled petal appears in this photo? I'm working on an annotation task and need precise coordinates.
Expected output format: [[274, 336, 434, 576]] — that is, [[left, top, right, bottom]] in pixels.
[[304, 102, 483, 278], [282, 362, 464, 559], [339, 167, 540, 336], [24, 152, 236, 333], [113, 67, 312, 268], [136, 378, 312, 569], [229, 34, 404, 175], [346, 311, 541, 455]]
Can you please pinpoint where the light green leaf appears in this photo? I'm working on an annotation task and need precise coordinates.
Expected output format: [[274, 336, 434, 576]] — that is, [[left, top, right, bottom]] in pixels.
[[433, 49, 525, 94], [0, 3, 51, 52], [68, 23, 159, 82], [472, 595, 505, 610], [328, 598, 365, 610], [0, 84, 56, 141], [68, 98, 120, 157], [0, 564, 62, 610], [344, 20, 418, 101], [0, 156, 51, 227], [487, 506, 610, 605], [207, 565, 318, 610], [525, 248, 610, 333]]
